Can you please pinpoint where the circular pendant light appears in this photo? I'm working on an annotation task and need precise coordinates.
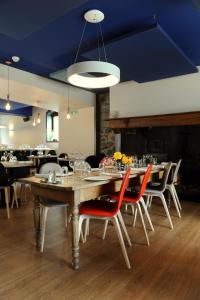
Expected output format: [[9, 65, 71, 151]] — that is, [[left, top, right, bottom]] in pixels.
[[67, 9, 120, 89], [67, 61, 120, 89]]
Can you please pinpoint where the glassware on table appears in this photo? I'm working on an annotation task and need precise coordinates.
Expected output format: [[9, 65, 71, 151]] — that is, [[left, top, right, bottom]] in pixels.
[[69, 160, 75, 172], [74, 160, 91, 178], [62, 166, 68, 174]]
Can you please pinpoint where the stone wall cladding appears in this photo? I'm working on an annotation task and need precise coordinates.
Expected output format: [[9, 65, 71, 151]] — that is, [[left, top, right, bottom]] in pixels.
[[98, 93, 115, 156]]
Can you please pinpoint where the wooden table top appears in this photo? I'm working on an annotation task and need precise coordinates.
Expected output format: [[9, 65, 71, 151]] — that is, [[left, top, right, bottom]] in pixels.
[[20, 165, 164, 191], [27, 155, 57, 159], [2, 161, 33, 168]]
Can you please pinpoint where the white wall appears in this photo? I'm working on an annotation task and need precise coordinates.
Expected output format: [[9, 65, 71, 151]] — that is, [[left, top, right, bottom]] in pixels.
[[59, 107, 95, 156], [0, 63, 95, 111], [110, 68, 200, 118], [0, 64, 96, 155], [0, 107, 58, 151]]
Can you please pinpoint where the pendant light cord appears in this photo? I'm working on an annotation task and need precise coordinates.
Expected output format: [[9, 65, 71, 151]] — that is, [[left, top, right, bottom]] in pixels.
[[67, 86, 70, 112], [74, 21, 87, 63], [98, 22, 107, 62], [7, 65, 10, 98], [95, 23, 101, 61]]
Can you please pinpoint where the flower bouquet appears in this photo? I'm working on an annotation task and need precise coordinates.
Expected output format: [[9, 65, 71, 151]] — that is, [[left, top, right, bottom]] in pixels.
[[113, 152, 133, 171]]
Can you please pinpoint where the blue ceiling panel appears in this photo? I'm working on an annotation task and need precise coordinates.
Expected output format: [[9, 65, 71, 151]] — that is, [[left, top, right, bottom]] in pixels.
[[0, 0, 199, 83], [0, 0, 89, 40], [82, 23, 198, 83], [0, 99, 32, 116]]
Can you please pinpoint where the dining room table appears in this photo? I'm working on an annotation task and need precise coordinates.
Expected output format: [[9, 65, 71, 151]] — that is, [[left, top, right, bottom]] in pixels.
[[19, 165, 164, 270]]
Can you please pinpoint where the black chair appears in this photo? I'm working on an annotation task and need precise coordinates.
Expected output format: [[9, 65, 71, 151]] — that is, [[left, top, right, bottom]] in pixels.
[[48, 150, 57, 156], [85, 155, 99, 168], [31, 150, 38, 156], [59, 153, 68, 158], [58, 153, 70, 168], [0, 163, 18, 218]]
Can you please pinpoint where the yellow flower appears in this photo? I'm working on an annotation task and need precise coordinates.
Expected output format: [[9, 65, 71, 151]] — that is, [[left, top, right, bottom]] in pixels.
[[113, 151, 122, 160], [127, 157, 133, 165], [122, 155, 129, 165]]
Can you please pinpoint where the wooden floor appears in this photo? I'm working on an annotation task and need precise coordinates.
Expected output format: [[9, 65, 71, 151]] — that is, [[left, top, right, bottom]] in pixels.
[[0, 198, 200, 300]]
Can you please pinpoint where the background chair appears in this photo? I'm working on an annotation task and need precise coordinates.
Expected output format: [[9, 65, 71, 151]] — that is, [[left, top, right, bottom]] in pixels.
[[166, 159, 182, 212], [85, 155, 99, 168], [78, 168, 132, 269], [144, 162, 174, 229], [38, 162, 68, 252], [0, 163, 18, 218], [48, 150, 57, 156]]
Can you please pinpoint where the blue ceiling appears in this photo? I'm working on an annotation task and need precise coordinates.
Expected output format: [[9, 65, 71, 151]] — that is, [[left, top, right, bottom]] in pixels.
[[0, 0, 199, 83], [0, 99, 32, 116]]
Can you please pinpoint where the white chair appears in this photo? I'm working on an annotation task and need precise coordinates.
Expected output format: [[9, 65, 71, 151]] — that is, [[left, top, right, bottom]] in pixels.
[[144, 162, 174, 229], [39, 162, 68, 252], [166, 159, 182, 212]]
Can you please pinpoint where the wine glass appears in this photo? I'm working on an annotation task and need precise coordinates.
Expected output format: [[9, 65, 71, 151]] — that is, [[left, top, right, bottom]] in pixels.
[[69, 160, 75, 172]]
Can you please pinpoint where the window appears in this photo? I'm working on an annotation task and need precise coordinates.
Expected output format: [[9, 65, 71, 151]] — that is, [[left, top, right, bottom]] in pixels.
[[46, 111, 59, 142]]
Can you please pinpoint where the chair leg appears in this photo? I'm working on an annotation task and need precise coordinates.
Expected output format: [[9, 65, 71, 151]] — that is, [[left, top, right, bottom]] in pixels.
[[78, 215, 85, 243], [64, 206, 68, 229], [113, 216, 131, 269], [102, 219, 109, 240], [140, 197, 154, 231], [136, 202, 150, 246], [132, 206, 137, 227], [4, 187, 10, 219], [11, 183, 18, 208], [173, 185, 182, 210], [169, 186, 181, 218], [40, 206, 49, 252], [160, 194, 173, 229], [117, 211, 132, 247], [83, 218, 90, 242]]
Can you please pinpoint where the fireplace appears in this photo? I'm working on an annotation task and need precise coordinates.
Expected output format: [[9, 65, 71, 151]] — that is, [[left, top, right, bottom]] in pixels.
[[120, 125, 200, 201]]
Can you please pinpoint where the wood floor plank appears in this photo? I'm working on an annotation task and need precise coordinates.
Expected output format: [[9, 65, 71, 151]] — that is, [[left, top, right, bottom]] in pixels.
[[0, 200, 199, 300]]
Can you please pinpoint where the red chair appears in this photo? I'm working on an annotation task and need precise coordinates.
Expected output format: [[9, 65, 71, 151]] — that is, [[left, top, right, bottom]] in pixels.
[[78, 168, 132, 269], [104, 165, 154, 246]]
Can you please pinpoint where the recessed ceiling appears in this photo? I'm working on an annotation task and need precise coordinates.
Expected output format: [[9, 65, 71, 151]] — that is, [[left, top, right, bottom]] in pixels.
[[0, 0, 199, 83]]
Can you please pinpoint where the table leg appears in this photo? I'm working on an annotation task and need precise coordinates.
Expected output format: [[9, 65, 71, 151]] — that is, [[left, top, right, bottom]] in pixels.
[[33, 195, 41, 250], [71, 194, 80, 270]]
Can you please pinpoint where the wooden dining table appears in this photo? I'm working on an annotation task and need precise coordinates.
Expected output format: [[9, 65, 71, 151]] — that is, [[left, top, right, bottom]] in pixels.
[[2, 161, 33, 168], [20, 166, 164, 270]]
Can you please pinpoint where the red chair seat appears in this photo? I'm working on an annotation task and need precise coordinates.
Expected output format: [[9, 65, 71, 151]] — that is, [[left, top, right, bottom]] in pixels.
[[80, 199, 117, 217]]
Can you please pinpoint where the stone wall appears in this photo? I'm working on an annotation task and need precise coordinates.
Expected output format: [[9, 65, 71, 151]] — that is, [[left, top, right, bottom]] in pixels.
[[97, 93, 115, 156]]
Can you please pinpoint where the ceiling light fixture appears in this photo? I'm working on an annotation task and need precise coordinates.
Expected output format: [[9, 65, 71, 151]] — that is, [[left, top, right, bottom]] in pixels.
[[66, 87, 71, 120], [32, 118, 36, 127], [67, 9, 120, 89], [5, 61, 12, 111], [37, 113, 41, 124]]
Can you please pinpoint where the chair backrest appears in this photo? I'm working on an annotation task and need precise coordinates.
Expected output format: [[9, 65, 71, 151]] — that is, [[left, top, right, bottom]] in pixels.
[[159, 162, 173, 191], [114, 167, 131, 214], [59, 153, 68, 158], [138, 164, 153, 197], [39, 162, 62, 174], [48, 150, 57, 156], [0, 163, 9, 186], [85, 155, 99, 168], [173, 159, 182, 183]]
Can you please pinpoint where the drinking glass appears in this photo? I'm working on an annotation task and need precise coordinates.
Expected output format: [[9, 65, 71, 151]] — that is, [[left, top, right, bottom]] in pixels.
[[69, 160, 75, 172]]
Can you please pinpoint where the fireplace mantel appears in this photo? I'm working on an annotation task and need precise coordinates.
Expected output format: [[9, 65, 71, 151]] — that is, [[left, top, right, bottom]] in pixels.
[[109, 111, 200, 129]]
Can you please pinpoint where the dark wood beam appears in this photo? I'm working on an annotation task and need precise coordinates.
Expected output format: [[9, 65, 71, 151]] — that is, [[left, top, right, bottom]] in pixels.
[[109, 111, 200, 129]]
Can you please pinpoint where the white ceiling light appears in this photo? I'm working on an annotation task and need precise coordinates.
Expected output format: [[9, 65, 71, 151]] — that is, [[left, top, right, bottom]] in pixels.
[[0, 125, 6, 129], [66, 9, 120, 89], [5, 61, 12, 111], [12, 56, 20, 63]]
